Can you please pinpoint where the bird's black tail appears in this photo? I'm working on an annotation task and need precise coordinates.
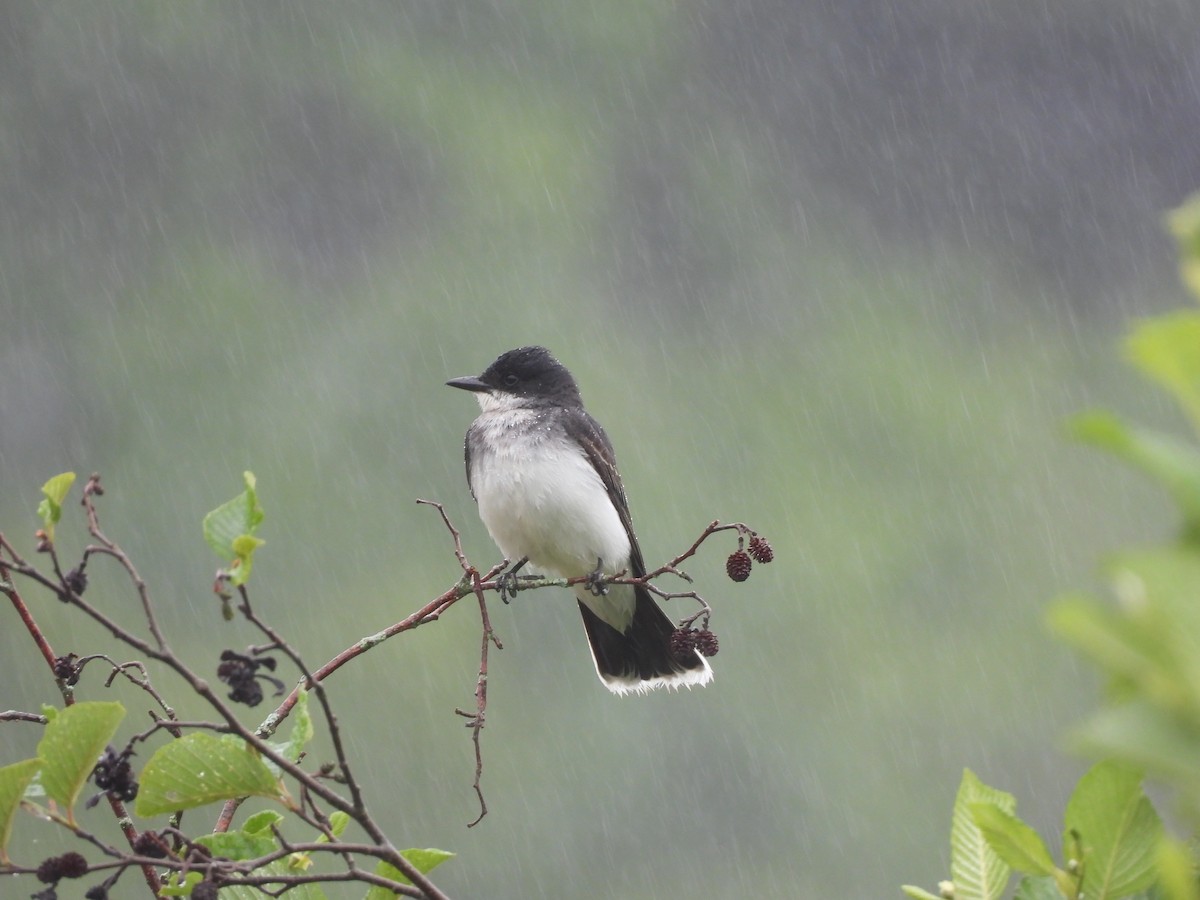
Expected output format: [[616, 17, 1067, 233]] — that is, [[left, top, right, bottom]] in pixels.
[[577, 586, 713, 695]]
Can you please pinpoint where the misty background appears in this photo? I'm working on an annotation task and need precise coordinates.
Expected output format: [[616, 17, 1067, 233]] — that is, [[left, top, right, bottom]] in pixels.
[[2, 2, 1198, 896]]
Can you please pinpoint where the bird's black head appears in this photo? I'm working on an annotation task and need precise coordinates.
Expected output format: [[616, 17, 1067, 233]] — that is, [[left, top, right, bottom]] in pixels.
[[447, 346, 582, 406]]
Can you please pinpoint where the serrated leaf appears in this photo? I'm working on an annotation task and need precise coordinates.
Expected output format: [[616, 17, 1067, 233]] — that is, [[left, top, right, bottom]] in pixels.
[[203, 471, 265, 586], [365, 849, 454, 898], [36, 701, 125, 819], [900, 887, 943, 900], [1063, 761, 1162, 898], [1069, 412, 1200, 535], [970, 802, 1057, 877], [136, 732, 282, 816], [36, 472, 76, 541], [1125, 312, 1200, 434], [950, 770, 1014, 900], [0, 758, 41, 864]]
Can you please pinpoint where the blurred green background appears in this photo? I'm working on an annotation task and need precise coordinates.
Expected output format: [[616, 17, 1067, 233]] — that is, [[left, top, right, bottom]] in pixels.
[[2, 2, 1197, 896]]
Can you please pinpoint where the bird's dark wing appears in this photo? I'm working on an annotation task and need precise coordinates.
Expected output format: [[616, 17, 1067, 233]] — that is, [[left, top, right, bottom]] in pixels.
[[463, 426, 477, 502], [561, 408, 646, 577]]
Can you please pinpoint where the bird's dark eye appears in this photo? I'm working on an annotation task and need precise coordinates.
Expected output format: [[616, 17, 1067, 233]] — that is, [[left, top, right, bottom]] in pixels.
[[503, 373, 519, 387]]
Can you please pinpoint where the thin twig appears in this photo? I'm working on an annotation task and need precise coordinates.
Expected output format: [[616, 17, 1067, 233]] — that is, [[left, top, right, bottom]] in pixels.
[[457, 566, 501, 827], [0, 710, 49, 724]]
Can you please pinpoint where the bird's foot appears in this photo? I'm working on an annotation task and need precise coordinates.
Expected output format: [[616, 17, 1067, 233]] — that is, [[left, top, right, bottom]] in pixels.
[[498, 557, 530, 604], [584, 558, 609, 597]]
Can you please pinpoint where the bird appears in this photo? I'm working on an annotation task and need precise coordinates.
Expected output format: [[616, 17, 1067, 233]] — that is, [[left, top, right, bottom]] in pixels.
[[446, 346, 713, 695]]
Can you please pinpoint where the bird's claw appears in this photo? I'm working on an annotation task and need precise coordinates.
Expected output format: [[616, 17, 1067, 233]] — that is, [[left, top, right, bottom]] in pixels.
[[498, 571, 521, 604], [498, 557, 531, 604], [585, 558, 609, 596]]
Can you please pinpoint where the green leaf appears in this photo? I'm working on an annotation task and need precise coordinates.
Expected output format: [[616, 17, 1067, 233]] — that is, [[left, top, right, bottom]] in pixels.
[[969, 802, 1057, 877], [192, 809, 285, 860], [1156, 835, 1200, 900], [1125, 312, 1200, 434], [1109, 550, 1200, 711], [0, 758, 41, 864], [193, 827, 278, 861], [365, 849, 454, 898], [243, 809, 284, 834], [1012, 875, 1063, 900], [950, 770, 1014, 900], [900, 887, 943, 900], [1165, 194, 1200, 303], [1046, 595, 1191, 717], [36, 472, 76, 541], [265, 691, 314, 773], [159, 871, 203, 896], [36, 701, 125, 818], [284, 690, 313, 764], [136, 732, 283, 817], [319, 810, 350, 842], [1063, 761, 1162, 898], [1065, 700, 1200, 793], [1069, 412, 1200, 535], [1051, 549, 1200, 731], [202, 471, 265, 586]]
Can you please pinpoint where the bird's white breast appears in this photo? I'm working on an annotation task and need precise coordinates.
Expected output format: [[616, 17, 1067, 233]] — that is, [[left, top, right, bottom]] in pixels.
[[468, 408, 630, 579]]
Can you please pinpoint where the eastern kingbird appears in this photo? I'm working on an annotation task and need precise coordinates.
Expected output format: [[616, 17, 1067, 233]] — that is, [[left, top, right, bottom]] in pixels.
[[447, 346, 713, 695]]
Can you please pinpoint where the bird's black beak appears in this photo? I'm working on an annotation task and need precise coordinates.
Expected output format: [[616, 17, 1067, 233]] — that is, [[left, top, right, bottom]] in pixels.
[[446, 375, 490, 393]]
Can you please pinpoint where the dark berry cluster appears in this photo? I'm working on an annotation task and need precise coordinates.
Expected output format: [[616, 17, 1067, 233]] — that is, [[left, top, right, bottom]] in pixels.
[[217, 649, 282, 707], [696, 630, 719, 657], [92, 746, 138, 803], [64, 565, 88, 596], [725, 534, 773, 582], [669, 628, 720, 661], [748, 535, 773, 563], [725, 550, 752, 582], [36, 852, 88, 884], [192, 880, 220, 900], [132, 830, 172, 859], [52, 653, 81, 686]]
